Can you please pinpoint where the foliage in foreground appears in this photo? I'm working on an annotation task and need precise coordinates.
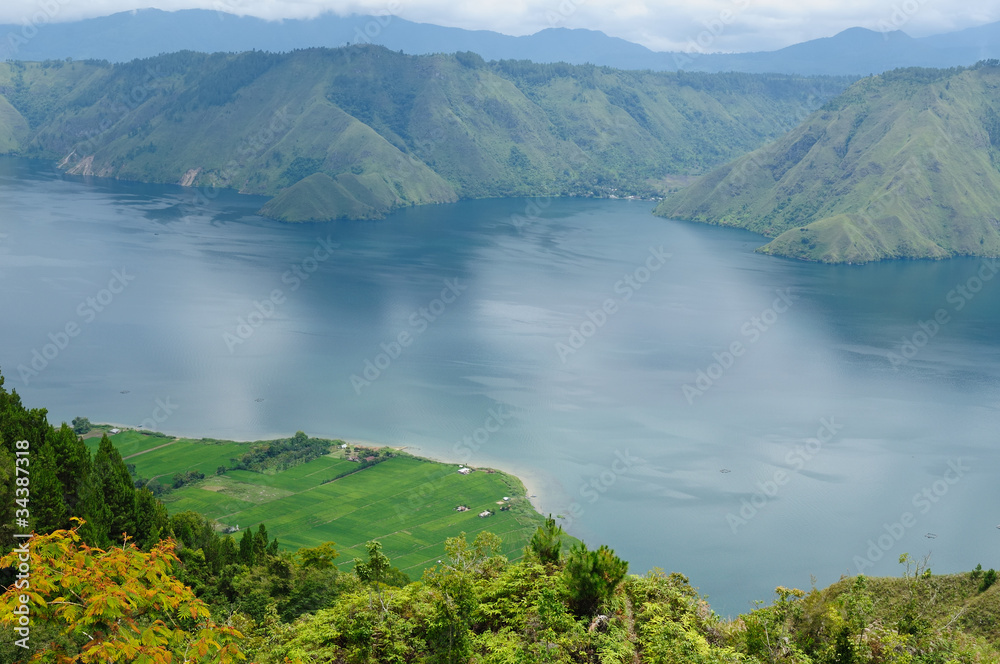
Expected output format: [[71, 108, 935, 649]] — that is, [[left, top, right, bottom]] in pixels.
[[0, 522, 243, 663], [250, 533, 999, 664]]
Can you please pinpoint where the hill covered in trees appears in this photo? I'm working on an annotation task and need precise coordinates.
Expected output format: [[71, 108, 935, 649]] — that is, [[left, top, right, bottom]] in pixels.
[[656, 62, 1000, 263], [1, 369, 998, 662], [0, 48, 850, 221]]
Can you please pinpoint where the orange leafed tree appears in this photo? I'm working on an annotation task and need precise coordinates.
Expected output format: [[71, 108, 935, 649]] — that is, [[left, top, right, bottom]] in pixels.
[[0, 519, 244, 663]]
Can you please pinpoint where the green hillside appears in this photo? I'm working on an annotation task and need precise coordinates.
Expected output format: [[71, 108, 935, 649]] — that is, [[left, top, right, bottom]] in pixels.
[[0, 49, 850, 221], [80, 427, 549, 576], [3, 370, 999, 663], [656, 63, 1000, 263]]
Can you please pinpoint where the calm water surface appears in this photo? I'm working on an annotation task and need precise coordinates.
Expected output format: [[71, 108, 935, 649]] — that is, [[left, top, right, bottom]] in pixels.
[[2, 156, 998, 615]]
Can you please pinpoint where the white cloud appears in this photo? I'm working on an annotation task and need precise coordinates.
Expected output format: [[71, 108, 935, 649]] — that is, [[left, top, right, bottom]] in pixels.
[[1, 0, 1000, 52]]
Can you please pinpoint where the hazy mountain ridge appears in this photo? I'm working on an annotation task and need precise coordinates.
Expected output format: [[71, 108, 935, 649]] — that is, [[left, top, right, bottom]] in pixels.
[[656, 63, 1000, 263], [0, 47, 850, 221], [5, 8, 1000, 75]]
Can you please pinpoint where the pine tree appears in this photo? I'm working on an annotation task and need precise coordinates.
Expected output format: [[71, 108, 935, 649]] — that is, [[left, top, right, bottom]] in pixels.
[[31, 443, 68, 533], [563, 542, 629, 618], [528, 514, 564, 564], [239, 528, 255, 565], [134, 488, 169, 549], [253, 524, 269, 563], [0, 447, 16, 550], [47, 422, 92, 515], [90, 435, 137, 545], [0, 372, 49, 453]]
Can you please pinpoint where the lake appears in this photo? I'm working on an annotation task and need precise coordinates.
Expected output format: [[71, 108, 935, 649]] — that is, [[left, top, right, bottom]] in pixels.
[[2, 155, 998, 616]]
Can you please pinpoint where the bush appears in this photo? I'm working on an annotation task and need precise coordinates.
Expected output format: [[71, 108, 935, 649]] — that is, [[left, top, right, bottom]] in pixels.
[[980, 568, 997, 593]]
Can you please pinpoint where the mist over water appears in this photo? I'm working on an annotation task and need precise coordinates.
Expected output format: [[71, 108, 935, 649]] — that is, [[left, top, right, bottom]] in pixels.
[[2, 156, 998, 616]]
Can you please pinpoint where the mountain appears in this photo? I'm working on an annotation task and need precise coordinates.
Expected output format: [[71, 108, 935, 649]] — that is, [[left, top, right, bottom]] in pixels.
[[6, 9, 1000, 76], [655, 63, 1000, 263], [0, 47, 850, 221], [0, 8, 663, 67], [680, 28, 948, 76]]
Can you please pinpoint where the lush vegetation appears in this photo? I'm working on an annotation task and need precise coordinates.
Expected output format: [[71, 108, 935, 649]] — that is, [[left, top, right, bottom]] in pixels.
[[76, 421, 548, 576], [657, 62, 1000, 263], [2, 370, 997, 662], [0, 48, 851, 221]]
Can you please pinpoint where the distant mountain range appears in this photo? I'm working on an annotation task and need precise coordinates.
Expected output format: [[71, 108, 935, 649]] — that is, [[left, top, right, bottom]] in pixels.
[[5, 8, 1000, 76]]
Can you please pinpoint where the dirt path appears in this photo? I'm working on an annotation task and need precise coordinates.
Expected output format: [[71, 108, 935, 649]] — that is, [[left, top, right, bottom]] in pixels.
[[123, 439, 178, 459]]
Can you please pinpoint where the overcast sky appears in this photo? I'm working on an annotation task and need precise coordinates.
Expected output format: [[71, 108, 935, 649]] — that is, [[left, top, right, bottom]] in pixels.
[[1, 0, 999, 52]]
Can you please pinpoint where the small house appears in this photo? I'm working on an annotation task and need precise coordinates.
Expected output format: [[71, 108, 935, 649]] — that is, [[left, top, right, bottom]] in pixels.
[[478, 510, 492, 518], [109, 428, 121, 434], [455, 505, 469, 512], [457, 467, 472, 475]]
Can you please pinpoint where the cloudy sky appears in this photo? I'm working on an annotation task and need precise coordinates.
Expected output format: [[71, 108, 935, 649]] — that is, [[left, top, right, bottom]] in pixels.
[[1, 0, 999, 52]]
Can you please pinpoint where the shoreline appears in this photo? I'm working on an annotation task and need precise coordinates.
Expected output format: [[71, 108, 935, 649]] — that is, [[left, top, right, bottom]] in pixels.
[[93, 423, 551, 516]]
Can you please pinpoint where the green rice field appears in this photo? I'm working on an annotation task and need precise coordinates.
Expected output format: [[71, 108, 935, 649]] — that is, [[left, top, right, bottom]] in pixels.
[[93, 428, 547, 576]]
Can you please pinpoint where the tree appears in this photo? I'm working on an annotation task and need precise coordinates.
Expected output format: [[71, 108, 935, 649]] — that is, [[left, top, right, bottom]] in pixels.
[[31, 442, 68, 533], [0, 371, 50, 453], [563, 542, 628, 618], [253, 524, 269, 562], [0, 446, 16, 550], [354, 539, 391, 611], [980, 568, 998, 593], [297, 541, 339, 570], [71, 416, 92, 434], [134, 487, 169, 549], [47, 422, 92, 516], [89, 434, 138, 546], [0, 521, 244, 663], [528, 513, 564, 565], [239, 529, 255, 566], [424, 532, 504, 663]]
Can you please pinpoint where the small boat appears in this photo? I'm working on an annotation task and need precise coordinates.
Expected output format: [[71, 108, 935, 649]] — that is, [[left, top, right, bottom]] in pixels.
[[924, 533, 937, 539]]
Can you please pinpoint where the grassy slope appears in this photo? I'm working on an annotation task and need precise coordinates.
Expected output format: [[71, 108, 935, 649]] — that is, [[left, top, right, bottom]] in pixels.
[[94, 429, 549, 577], [798, 571, 1000, 655], [656, 65, 1000, 263], [0, 49, 850, 222]]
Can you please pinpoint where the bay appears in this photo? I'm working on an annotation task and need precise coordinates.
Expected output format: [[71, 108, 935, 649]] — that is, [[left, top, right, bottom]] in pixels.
[[2, 155, 998, 615]]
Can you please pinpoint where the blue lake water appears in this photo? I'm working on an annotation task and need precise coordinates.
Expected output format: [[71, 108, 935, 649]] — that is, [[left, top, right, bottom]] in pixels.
[[2, 155, 999, 615]]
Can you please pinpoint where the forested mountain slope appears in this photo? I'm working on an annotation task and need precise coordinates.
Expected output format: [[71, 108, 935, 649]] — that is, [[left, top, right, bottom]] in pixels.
[[657, 63, 1000, 263], [0, 47, 850, 220]]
